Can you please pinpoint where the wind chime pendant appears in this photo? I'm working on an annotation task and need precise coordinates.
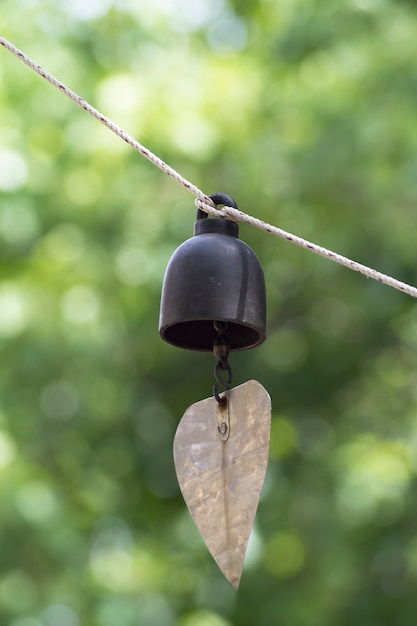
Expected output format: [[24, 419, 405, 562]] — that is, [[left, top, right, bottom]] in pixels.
[[159, 193, 270, 589], [173, 380, 271, 589]]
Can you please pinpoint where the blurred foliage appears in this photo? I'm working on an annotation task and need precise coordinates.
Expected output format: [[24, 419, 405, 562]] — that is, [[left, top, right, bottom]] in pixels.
[[1, 0, 417, 624]]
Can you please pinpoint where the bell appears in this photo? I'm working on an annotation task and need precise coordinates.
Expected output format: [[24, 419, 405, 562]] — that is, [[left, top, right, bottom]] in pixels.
[[159, 193, 266, 351]]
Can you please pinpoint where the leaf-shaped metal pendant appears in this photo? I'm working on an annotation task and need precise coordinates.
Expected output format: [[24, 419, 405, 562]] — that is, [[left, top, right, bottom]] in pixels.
[[173, 380, 271, 589]]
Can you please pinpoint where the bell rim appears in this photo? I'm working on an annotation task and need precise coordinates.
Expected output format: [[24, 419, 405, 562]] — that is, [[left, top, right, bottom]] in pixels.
[[159, 317, 266, 352]]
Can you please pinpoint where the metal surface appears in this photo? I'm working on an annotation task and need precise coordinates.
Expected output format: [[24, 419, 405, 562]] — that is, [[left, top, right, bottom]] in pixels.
[[173, 380, 271, 589], [159, 193, 266, 351]]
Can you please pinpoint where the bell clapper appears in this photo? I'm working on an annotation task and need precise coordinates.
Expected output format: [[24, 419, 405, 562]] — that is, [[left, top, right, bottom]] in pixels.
[[213, 321, 233, 408]]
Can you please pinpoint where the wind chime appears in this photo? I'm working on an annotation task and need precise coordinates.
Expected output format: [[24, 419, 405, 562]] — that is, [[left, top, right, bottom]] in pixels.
[[159, 193, 271, 589]]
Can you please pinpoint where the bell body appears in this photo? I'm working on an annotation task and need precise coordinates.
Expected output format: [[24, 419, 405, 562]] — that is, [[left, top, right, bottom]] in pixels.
[[159, 216, 266, 351]]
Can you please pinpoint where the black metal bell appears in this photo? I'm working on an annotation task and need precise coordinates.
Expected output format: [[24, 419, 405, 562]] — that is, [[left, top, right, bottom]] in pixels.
[[159, 193, 266, 351]]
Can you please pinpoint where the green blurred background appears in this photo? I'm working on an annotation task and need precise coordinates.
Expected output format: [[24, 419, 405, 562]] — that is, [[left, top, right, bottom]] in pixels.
[[1, 1, 417, 624]]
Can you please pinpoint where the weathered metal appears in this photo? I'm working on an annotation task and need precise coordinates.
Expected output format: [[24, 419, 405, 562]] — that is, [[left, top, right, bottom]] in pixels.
[[159, 193, 267, 352], [173, 380, 271, 589]]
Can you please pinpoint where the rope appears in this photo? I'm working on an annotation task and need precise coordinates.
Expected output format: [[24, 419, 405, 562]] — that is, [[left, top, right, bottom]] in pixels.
[[196, 199, 417, 298], [1, 35, 417, 300], [0, 36, 213, 207]]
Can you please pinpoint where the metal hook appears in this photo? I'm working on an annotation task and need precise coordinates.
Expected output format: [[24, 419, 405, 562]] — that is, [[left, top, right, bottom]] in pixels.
[[214, 360, 233, 388], [213, 320, 228, 333], [213, 386, 227, 408], [213, 360, 233, 408], [196, 193, 238, 221]]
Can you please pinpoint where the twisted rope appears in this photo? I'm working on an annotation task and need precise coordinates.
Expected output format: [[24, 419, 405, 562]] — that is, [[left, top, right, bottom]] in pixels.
[[0, 37, 213, 206], [1, 35, 417, 299], [196, 200, 417, 298]]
